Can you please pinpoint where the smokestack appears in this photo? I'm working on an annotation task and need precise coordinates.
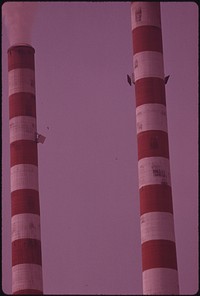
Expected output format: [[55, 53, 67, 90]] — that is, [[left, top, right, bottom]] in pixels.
[[3, 3, 43, 294], [8, 44, 43, 294], [131, 2, 179, 294]]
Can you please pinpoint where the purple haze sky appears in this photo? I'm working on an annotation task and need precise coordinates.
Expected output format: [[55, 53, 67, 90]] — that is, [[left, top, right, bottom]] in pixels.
[[1, 2, 198, 295]]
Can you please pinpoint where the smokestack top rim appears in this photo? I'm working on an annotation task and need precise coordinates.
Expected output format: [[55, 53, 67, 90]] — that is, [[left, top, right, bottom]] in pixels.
[[7, 43, 35, 53]]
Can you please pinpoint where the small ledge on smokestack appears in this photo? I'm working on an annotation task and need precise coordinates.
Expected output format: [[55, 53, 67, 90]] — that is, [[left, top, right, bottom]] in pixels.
[[35, 132, 46, 144]]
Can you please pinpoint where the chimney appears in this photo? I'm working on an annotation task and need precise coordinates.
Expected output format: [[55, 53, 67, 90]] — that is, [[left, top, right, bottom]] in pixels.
[[8, 44, 43, 294], [131, 2, 179, 294]]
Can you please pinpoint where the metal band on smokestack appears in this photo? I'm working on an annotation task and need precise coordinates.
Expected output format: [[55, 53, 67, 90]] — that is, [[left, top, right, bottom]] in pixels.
[[131, 2, 179, 294], [8, 44, 43, 294]]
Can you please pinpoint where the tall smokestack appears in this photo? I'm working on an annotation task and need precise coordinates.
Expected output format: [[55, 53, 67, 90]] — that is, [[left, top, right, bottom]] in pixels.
[[131, 2, 179, 294], [3, 3, 43, 294]]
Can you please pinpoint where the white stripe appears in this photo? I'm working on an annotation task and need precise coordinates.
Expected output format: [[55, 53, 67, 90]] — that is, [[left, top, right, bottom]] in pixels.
[[10, 116, 36, 143], [133, 51, 164, 82], [131, 2, 161, 31], [11, 164, 38, 192], [12, 263, 43, 293], [143, 268, 179, 295], [138, 157, 171, 188], [136, 104, 168, 134], [8, 68, 35, 96], [141, 212, 175, 244], [12, 213, 41, 242]]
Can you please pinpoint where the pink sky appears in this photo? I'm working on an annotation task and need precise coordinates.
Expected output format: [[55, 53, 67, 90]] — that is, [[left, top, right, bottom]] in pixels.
[[2, 2, 198, 294]]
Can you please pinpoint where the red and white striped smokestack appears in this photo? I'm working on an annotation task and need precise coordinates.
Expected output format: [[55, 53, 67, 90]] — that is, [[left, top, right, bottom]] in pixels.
[[131, 2, 179, 294], [8, 44, 43, 294]]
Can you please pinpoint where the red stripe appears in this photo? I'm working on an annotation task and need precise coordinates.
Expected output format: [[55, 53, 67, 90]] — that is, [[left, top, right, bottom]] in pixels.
[[140, 184, 173, 215], [132, 26, 163, 54], [10, 140, 38, 167], [12, 238, 42, 266], [9, 93, 36, 119], [11, 189, 40, 216], [137, 131, 169, 160], [13, 289, 43, 295], [142, 240, 178, 271], [8, 45, 35, 71], [135, 77, 166, 107]]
